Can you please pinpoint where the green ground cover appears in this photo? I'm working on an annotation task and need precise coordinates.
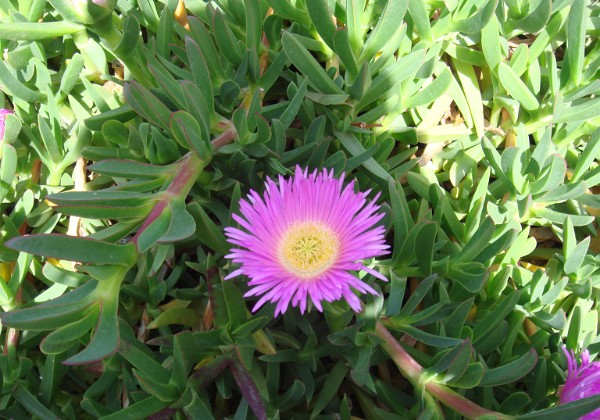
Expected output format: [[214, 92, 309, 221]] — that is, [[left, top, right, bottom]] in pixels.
[[1, 0, 600, 418]]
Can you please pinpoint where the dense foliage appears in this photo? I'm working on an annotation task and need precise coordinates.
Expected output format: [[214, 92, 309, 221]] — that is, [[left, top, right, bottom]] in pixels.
[[1, 0, 600, 418]]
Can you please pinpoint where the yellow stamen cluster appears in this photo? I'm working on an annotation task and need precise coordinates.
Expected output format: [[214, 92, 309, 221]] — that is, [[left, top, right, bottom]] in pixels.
[[279, 221, 339, 279]]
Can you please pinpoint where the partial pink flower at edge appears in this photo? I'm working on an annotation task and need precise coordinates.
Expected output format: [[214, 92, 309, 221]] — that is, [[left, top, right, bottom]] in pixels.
[[224, 166, 389, 316], [560, 346, 600, 419], [0, 109, 13, 140]]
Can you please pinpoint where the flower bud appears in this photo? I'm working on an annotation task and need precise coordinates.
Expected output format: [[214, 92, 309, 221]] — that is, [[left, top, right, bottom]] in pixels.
[[0, 109, 13, 140], [50, 0, 117, 24]]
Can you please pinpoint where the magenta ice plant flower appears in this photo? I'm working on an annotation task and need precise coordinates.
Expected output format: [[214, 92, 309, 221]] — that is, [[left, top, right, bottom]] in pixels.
[[560, 347, 600, 419], [224, 167, 389, 316], [0, 109, 13, 140]]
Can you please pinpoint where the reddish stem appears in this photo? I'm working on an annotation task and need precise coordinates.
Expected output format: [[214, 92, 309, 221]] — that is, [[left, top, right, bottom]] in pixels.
[[130, 154, 195, 248], [131, 130, 236, 250], [375, 322, 508, 420], [212, 129, 237, 149]]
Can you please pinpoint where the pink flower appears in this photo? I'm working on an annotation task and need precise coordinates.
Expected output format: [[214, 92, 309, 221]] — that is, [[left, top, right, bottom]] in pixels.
[[0, 109, 13, 139], [560, 347, 600, 419], [224, 167, 389, 316]]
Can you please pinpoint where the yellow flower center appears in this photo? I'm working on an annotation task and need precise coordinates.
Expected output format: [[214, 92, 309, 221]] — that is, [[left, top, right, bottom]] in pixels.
[[279, 221, 339, 279]]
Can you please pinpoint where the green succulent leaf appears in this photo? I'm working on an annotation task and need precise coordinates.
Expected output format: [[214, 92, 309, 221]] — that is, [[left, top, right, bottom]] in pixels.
[[6, 235, 138, 267], [0, 22, 84, 41]]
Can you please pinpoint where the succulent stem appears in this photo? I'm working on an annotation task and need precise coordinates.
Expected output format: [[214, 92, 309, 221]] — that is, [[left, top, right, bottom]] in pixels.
[[375, 322, 511, 420]]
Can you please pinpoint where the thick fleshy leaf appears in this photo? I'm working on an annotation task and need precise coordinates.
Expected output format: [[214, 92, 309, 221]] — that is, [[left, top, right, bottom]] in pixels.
[[306, 0, 336, 51], [479, 349, 538, 386], [6, 235, 138, 267], [170, 110, 211, 159], [124, 82, 172, 130], [311, 360, 348, 417], [89, 159, 175, 179], [84, 106, 137, 131], [282, 32, 344, 94], [0, 60, 46, 102], [0, 299, 97, 331], [498, 62, 540, 111], [64, 297, 120, 365], [40, 305, 101, 354], [359, 0, 408, 63], [0, 22, 84, 41]]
